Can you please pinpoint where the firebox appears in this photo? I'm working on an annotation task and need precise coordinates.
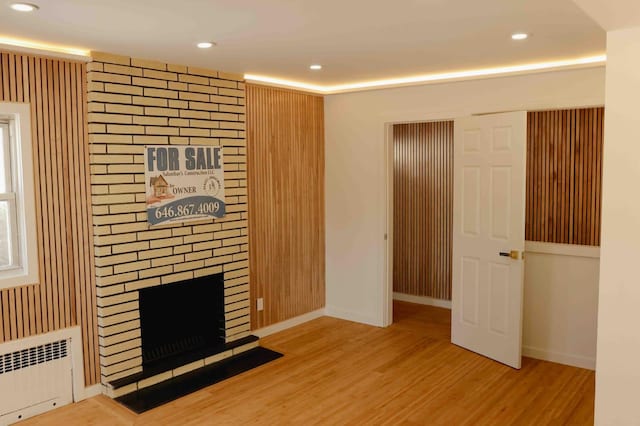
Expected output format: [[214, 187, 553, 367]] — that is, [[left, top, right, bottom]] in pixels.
[[139, 273, 225, 369]]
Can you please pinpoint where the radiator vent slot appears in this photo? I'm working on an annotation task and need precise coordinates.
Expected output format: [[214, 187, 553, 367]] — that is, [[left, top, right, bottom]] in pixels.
[[0, 340, 68, 375]]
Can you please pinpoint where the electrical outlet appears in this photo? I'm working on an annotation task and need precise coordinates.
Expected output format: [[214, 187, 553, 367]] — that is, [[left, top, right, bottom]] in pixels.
[[256, 298, 264, 311]]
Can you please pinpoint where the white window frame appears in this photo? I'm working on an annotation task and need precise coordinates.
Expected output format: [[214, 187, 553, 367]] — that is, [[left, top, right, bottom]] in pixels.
[[0, 102, 39, 290]]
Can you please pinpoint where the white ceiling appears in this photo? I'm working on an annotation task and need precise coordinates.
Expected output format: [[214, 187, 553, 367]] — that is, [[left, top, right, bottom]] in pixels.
[[0, 0, 605, 86], [573, 0, 640, 31]]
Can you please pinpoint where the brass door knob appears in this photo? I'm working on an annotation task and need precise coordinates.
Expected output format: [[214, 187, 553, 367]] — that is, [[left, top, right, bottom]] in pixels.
[[499, 250, 521, 260]]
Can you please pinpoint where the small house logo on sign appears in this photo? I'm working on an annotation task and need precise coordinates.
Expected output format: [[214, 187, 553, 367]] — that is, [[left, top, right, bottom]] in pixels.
[[149, 175, 170, 199], [144, 146, 226, 225]]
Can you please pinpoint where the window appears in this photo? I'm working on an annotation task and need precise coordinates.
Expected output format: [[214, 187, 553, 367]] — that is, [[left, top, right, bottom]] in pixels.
[[0, 103, 38, 289], [0, 121, 17, 269]]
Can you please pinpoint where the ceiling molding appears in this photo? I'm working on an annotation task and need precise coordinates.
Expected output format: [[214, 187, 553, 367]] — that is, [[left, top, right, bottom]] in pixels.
[[0, 36, 90, 61], [246, 54, 607, 95]]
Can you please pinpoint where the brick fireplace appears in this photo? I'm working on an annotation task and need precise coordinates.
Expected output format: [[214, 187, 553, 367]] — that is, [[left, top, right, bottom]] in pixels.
[[87, 52, 252, 396]]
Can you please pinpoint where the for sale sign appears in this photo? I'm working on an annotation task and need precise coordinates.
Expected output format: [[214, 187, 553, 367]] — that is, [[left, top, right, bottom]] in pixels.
[[144, 145, 226, 225]]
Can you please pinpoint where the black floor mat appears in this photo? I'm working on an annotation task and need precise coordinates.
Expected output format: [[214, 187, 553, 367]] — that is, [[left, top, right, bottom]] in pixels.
[[115, 347, 283, 414]]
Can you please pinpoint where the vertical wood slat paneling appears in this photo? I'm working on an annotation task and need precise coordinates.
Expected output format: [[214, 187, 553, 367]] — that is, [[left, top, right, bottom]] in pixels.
[[526, 108, 604, 246], [0, 50, 99, 385], [246, 84, 325, 330], [393, 122, 454, 300]]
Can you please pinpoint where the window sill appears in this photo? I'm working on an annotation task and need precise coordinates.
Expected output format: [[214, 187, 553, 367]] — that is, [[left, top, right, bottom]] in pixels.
[[0, 268, 39, 291]]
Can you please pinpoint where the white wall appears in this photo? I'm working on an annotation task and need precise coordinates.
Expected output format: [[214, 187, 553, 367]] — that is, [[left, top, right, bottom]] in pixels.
[[523, 242, 599, 370], [325, 67, 606, 327], [595, 27, 640, 425]]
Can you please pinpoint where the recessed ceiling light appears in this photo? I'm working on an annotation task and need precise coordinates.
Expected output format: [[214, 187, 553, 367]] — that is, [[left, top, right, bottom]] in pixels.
[[511, 33, 528, 40], [10, 3, 39, 12], [310, 64, 322, 70], [197, 42, 215, 49]]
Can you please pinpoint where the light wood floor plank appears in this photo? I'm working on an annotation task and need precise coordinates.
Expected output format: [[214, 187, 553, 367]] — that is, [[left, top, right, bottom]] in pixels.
[[21, 302, 594, 425]]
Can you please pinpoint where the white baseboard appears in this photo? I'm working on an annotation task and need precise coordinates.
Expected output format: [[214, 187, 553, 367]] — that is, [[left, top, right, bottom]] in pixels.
[[393, 292, 452, 309], [253, 309, 326, 338], [523, 345, 595, 370], [80, 384, 102, 400], [324, 306, 383, 327]]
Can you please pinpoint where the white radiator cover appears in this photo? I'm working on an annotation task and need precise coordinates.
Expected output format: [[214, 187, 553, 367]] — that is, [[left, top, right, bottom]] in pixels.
[[0, 327, 85, 425]]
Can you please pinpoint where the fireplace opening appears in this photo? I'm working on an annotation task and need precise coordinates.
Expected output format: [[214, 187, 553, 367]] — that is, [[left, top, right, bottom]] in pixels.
[[139, 273, 225, 369]]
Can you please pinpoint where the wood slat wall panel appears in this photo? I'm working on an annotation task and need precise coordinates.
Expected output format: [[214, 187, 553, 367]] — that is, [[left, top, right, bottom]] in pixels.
[[246, 84, 325, 329], [526, 108, 604, 246], [0, 50, 99, 385], [393, 122, 454, 300]]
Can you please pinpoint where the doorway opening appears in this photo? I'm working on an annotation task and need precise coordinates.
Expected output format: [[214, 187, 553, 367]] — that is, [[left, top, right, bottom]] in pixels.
[[389, 121, 454, 325]]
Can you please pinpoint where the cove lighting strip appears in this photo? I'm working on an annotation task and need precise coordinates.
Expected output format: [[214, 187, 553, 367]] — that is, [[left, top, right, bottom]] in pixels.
[[245, 54, 607, 94], [0, 36, 90, 58]]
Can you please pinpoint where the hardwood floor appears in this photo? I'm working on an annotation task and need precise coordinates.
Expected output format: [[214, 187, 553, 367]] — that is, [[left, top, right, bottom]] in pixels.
[[22, 302, 594, 425]]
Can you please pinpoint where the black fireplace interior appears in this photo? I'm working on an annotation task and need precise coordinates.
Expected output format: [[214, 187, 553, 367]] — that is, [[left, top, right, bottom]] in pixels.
[[139, 273, 225, 369]]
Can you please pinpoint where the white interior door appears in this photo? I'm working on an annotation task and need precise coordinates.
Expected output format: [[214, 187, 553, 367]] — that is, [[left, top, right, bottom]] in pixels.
[[451, 111, 526, 369]]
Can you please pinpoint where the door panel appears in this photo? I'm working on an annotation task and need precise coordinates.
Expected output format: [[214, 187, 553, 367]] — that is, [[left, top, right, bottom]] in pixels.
[[452, 111, 526, 369], [462, 167, 481, 236], [490, 166, 511, 240], [461, 256, 480, 326], [488, 262, 510, 335]]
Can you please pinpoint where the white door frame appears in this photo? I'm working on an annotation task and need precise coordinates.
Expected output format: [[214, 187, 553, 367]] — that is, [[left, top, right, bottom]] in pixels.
[[383, 122, 394, 326]]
